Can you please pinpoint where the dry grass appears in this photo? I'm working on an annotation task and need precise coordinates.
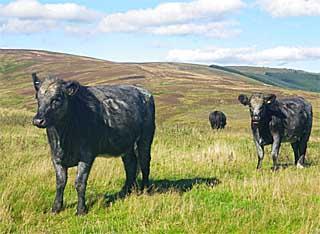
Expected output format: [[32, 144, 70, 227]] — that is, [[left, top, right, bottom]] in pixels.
[[0, 50, 320, 233]]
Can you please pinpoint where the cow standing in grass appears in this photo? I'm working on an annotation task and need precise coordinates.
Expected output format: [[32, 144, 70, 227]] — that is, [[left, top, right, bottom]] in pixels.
[[209, 111, 227, 129], [32, 73, 155, 215], [238, 93, 312, 170]]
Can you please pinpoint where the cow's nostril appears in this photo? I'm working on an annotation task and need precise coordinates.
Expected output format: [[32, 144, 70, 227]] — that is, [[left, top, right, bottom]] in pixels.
[[33, 118, 47, 127], [253, 115, 260, 121]]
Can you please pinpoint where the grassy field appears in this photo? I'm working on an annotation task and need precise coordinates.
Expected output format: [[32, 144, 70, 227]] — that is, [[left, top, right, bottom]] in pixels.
[[0, 50, 320, 233]]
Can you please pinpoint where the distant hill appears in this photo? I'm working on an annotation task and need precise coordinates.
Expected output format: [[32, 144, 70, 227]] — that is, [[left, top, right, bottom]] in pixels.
[[1, 49, 319, 125], [209, 64, 320, 93], [0, 49, 272, 111]]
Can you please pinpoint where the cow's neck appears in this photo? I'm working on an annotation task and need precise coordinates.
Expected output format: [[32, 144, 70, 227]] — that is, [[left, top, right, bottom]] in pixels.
[[266, 101, 284, 119], [52, 86, 101, 140], [69, 86, 102, 126]]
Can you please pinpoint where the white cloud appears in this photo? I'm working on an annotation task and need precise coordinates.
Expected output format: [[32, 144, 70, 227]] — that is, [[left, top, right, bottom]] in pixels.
[[0, 0, 245, 37], [0, 0, 100, 34], [98, 0, 245, 37], [0, 0, 99, 21], [257, 0, 320, 17], [0, 18, 56, 34], [167, 46, 320, 65], [148, 21, 241, 38]]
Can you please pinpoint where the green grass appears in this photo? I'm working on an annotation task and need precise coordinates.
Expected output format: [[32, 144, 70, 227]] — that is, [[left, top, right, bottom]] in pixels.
[[0, 105, 320, 233], [1, 50, 320, 233]]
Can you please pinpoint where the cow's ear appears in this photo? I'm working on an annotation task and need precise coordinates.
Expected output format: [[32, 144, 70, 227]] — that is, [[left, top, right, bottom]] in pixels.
[[32, 73, 41, 91], [238, 94, 249, 106], [264, 94, 276, 104], [64, 80, 79, 96]]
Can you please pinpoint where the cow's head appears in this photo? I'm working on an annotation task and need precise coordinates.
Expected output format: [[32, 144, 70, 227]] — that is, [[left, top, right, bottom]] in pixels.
[[32, 73, 79, 128], [238, 93, 276, 125]]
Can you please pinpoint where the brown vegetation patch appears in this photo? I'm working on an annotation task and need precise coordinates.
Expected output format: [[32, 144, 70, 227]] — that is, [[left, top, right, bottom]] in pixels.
[[156, 93, 184, 105]]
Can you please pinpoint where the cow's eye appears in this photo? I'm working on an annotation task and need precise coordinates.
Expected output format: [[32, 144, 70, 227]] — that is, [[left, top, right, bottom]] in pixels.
[[51, 99, 62, 108]]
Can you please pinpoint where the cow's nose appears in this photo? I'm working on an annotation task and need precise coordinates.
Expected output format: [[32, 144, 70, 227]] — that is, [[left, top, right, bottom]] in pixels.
[[33, 118, 47, 128], [252, 115, 260, 121]]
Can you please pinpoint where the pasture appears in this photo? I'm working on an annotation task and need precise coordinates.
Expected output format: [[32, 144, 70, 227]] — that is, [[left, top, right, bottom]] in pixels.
[[0, 50, 320, 233]]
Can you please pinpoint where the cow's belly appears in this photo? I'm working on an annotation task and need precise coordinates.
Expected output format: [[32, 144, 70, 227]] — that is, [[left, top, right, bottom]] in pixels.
[[281, 135, 300, 143], [96, 153, 122, 158], [60, 154, 80, 168], [96, 133, 138, 156], [260, 137, 273, 146], [258, 130, 273, 146], [260, 134, 300, 146]]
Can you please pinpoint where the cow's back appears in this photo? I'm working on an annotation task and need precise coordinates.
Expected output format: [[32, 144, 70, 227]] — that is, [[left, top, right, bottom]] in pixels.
[[276, 97, 312, 141], [86, 85, 153, 155]]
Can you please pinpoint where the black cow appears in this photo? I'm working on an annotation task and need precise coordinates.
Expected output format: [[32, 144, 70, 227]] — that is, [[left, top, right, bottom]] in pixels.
[[238, 93, 312, 170], [32, 73, 155, 215], [209, 111, 227, 129]]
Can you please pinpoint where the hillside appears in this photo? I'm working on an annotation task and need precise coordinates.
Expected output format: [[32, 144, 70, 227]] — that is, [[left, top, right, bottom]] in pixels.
[[1, 49, 319, 125], [209, 64, 320, 93], [1, 49, 320, 233]]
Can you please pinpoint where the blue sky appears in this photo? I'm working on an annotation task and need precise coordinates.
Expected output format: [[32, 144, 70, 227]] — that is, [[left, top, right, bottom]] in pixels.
[[0, 0, 320, 72]]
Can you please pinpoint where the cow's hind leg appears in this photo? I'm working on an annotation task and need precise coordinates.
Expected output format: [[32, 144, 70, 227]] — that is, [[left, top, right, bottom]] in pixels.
[[291, 142, 300, 165], [137, 137, 153, 192], [297, 141, 307, 168], [137, 117, 155, 191], [120, 149, 138, 197]]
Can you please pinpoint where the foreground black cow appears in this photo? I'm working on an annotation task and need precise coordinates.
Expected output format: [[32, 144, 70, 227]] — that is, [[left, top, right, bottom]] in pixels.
[[238, 93, 312, 170], [32, 73, 155, 215], [209, 111, 227, 129]]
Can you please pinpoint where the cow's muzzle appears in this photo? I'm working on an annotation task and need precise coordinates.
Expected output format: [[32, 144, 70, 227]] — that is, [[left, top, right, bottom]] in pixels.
[[33, 117, 48, 128], [251, 115, 261, 125]]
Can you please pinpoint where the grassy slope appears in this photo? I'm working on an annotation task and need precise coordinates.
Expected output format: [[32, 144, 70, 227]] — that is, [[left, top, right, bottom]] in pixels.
[[0, 49, 320, 233], [210, 64, 320, 93]]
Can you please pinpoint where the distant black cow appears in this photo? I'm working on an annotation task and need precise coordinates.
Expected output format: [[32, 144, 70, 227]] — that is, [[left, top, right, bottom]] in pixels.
[[32, 73, 155, 215], [238, 93, 312, 170], [209, 111, 226, 129]]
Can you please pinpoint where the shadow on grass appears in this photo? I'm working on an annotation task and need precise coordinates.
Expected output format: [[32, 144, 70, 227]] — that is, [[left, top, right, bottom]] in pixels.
[[103, 177, 220, 207], [271, 161, 313, 171], [61, 177, 220, 212]]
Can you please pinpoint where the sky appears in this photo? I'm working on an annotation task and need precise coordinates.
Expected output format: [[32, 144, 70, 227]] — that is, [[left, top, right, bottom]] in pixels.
[[0, 0, 320, 72]]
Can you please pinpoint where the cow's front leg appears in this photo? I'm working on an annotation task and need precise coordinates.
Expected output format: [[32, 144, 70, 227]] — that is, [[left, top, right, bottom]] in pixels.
[[254, 140, 264, 169], [271, 135, 281, 171], [52, 161, 68, 213], [75, 161, 92, 215]]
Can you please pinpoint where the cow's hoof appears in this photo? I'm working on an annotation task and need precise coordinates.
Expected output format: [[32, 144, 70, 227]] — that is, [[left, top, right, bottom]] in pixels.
[[271, 166, 280, 171], [119, 185, 134, 198], [51, 204, 63, 214], [118, 189, 129, 199], [76, 206, 88, 216], [297, 163, 304, 169]]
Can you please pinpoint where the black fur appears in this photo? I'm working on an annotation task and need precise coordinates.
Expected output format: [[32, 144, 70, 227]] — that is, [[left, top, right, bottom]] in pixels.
[[32, 73, 156, 215], [238, 93, 312, 170], [209, 111, 227, 129]]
